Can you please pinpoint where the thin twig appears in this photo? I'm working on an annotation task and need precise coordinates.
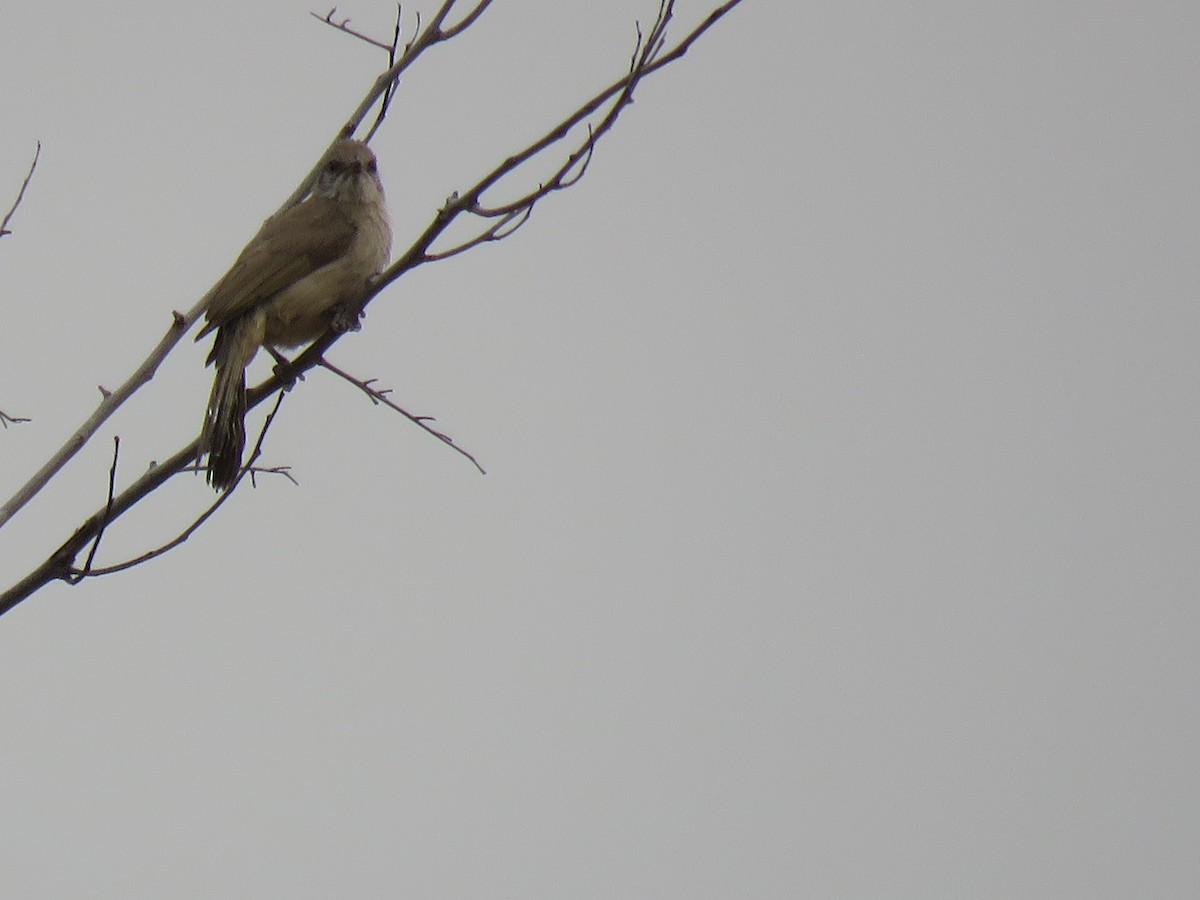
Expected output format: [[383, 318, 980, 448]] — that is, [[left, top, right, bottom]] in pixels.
[[471, 132, 595, 219], [0, 309, 192, 530], [366, 3, 407, 143], [310, 7, 395, 51], [0, 141, 41, 238], [363, 0, 743, 295], [1, 5, 503, 535], [70, 392, 290, 579], [262, 0, 746, 436], [71, 436, 121, 581], [424, 205, 532, 261], [0, 410, 31, 428], [285, 0, 496, 211], [0, 0, 745, 615], [318, 358, 486, 474]]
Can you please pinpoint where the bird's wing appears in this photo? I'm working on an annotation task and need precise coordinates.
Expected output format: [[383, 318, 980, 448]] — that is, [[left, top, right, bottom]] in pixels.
[[197, 196, 357, 338]]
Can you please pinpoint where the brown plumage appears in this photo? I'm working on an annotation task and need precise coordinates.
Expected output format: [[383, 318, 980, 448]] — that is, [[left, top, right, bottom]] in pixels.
[[197, 139, 391, 489]]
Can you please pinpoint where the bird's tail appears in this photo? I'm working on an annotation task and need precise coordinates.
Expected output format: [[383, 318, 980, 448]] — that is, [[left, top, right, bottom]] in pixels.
[[201, 318, 260, 491]]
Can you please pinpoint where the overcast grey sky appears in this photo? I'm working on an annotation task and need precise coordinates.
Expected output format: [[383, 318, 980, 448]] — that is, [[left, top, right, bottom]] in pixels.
[[2, 1, 1199, 896]]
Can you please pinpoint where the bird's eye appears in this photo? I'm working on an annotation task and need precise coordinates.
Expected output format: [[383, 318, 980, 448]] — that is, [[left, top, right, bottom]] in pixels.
[[366, 159, 377, 173], [326, 160, 345, 174]]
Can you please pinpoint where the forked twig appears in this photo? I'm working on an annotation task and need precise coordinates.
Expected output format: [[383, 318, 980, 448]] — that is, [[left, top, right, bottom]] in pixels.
[[312, 3, 408, 142], [424, 204, 532, 262], [310, 7, 395, 51], [67, 392, 291, 580], [70, 436, 121, 582]]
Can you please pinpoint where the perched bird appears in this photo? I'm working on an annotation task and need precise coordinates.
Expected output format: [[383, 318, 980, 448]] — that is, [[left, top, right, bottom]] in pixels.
[[196, 138, 391, 490]]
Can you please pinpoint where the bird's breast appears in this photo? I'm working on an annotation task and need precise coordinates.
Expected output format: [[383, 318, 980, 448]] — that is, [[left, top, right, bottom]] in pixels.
[[264, 205, 391, 349]]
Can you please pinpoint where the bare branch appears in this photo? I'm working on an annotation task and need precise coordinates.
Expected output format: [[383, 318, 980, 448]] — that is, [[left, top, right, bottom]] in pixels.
[[247, 464, 300, 487], [240, 0, 747, 440], [360, 0, 745, 296], [437, 0, 491, 38], [80, 394, 291, 578], [1, 410, 31, 428], [0, 2, 504, 531], [0, 308, 192, 530], [309, 7, 395, 51], [424, 204, 532, 261], [0, 437, 197, 612], [71, 436, 121, 582], [365, 4, 408, 143], [0, 0, 744, 614], [283, 0, 496, 211], [0, 141, 41, 239], [8, 393, 288, 592], [471, 131, 595, 219], [318, 358, 486, 474]]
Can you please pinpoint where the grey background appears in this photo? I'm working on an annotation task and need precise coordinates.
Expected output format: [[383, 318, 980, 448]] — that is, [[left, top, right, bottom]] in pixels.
[[2, 1, 1199, 896]]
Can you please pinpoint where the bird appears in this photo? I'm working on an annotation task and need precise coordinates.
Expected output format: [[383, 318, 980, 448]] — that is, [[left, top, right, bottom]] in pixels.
[[195, 138, 392, 490]]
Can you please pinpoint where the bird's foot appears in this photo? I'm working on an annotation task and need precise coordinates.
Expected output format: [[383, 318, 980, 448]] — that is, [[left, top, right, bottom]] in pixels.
[[269, 348, 304, 390], [330, 302, 363, 334]]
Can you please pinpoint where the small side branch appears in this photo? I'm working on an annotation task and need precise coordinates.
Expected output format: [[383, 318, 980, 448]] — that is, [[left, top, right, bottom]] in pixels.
[[367, 0, 745, 292], [70, 436, 121, 582], [241, 0, 744, 483], [0, 391, 294, 613], [81, 394, 293, 578], [283, 0, 496, 212], [1, 410, 31, 428], [0, 141, 41, 239], [424, 204, 532, 262], [310, 6, 396, 51], [0, 0, 744, 616], [318, 358, 486, 474], [0, 307, 193, 530]]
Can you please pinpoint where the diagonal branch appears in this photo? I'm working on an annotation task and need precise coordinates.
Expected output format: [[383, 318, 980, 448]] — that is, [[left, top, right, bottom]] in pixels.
[[0, 392, 289, 612], [72, 392, 291, 579], [0, 2, 497, 534], [373, 0, 744, 290], [0, 0, 745, 616], [229, 0, 745, 460], [282, 0, 495, 211], [310, 6, 396, 51], [318, 358, 486, 474], [0, 309, 193, 530], [72, 436, 121, 582], [0, 141, 40, 239]]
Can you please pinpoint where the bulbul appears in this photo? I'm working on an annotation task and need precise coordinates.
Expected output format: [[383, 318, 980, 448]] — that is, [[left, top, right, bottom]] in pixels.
[[196, 138, 392, 490]]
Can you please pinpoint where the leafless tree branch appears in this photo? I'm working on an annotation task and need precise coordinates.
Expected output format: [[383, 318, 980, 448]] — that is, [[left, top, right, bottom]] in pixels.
[[284, 0, 496, 210], [1, 393, 289, 598], [76, 392, 291, 579], [0, 308, 191, 530], [0, 0, 746, 616], [0, 143, 38, 421], [312, 3, 409, 142], [0, 141, 40, 239], [318, 358, 486, 474], [71, 436, 121, 582], [368, 0, 743, 290], [310, 6, 396, 51], [0, 1, 497, 531]]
